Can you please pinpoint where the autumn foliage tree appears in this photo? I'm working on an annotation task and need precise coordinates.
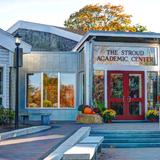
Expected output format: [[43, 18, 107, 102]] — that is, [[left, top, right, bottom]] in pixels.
[[64, 4, 147, 32]]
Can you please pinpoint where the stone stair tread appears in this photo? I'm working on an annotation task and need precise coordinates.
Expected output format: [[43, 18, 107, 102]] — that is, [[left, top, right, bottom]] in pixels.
[[91, 130, 160, 148], [102, 142, 160, 148], [103, 139, 160, 143]]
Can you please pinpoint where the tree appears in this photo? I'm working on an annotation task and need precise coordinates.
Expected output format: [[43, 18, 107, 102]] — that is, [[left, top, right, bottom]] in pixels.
[[64, 4, 147, 32]]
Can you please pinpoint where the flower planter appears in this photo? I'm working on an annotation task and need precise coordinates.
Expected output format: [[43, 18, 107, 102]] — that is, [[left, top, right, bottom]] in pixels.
[[76, 114, 103, 124]]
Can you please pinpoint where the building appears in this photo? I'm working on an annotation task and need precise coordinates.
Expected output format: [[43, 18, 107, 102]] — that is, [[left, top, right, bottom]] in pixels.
[[3, 20, 160, 121], [0, 28, 31, 109]]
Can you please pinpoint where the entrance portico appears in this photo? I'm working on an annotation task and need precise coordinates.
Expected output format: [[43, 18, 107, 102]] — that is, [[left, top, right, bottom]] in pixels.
[[75, 31, 160, 121]]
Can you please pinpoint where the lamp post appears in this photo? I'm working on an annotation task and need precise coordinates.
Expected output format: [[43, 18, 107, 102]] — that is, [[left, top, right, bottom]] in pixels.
[[14, 33, 22, 129]]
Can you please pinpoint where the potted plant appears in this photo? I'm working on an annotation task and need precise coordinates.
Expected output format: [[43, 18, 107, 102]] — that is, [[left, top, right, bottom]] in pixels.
[[146, 109, 159, 122], [102, 109, 116, 123]]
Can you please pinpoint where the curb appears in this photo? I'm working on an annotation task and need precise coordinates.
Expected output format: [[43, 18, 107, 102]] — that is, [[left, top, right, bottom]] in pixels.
[[0, 125, 51, 140], [44, 127, 91, 160]]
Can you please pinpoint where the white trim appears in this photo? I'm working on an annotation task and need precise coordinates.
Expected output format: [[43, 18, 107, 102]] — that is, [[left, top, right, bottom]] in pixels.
[[41, 73, 43, 108], [144, 70, 148, 117], [73, 31, 160, 51], [25, 72, 77, 110], [58, 72, 60, 108], [7, 20, 83, 42], [84, 42, 90, 105], [93, 64, 159, 71], [3, 65, 7, 107], [93, 41, 159, 47], [105, 70, 107, 109], [0, 65, 7, 107], [0, 29, 31, 53]]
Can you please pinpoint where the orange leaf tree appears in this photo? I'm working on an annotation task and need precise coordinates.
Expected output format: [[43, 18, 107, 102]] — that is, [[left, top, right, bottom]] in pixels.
[[64, 4, 147, 32]]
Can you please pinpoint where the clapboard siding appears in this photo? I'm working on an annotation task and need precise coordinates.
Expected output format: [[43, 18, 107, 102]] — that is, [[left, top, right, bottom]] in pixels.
[[0, 48, 11, 108]]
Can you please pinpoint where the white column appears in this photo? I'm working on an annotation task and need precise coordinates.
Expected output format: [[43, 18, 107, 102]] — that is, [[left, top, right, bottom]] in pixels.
[[84, 41, 92, 105], [144, 70, 148, 117], [3, 64, 7, 107]]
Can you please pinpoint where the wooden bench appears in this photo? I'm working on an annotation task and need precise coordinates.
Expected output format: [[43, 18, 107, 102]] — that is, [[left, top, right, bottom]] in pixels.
[[79, 136, 104, 153], [63, 143, 98, 160]]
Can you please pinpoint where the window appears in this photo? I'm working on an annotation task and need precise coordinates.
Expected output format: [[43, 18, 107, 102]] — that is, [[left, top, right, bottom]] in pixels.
[[43, 73, 58, 108], [27, 72, 76, 108], [147, 72, 158, 108], [27, 73, 41, 108], [60, 73, 75, 108]]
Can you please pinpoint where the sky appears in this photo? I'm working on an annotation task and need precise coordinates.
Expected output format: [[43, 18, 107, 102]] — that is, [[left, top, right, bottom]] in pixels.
[[0, 0, 160, 32]]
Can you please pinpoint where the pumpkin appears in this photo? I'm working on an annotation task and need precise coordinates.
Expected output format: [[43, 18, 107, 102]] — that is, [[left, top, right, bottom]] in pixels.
[[83, 107, 93, 114]]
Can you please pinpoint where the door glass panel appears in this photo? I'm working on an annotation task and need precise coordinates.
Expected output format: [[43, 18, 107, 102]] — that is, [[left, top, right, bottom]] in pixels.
[[111, 102, 123, 115], [147, 72, 158, 108], [110, 74, 123, 98], [93, 71, 104, 103], [129, 102, 142, 116], [129, 74, 142, 98]]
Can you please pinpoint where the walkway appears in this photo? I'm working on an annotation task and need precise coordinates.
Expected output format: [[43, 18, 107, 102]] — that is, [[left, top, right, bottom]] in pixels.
[[0, 122, 85, 160], [0, 122, 160, 160]]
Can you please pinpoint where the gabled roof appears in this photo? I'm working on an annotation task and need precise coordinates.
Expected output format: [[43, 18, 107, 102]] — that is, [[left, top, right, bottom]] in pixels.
[[73, 30, 160, 51], [7, 20, 83, 42], [0, 28, 31, 53], [56, 26, 85, 36]]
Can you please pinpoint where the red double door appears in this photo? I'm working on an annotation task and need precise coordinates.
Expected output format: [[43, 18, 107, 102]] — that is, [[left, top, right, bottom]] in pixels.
[[108, 71, 145, 120]]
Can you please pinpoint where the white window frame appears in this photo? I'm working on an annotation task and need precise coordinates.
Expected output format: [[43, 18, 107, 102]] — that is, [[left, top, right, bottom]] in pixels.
[[25, 72, 76, 109]]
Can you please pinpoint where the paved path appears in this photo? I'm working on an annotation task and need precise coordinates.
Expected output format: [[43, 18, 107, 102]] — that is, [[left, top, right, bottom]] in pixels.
[[0, 123, 84, 160], [99, 148, 160, 160], [0, 122, 160, 160]]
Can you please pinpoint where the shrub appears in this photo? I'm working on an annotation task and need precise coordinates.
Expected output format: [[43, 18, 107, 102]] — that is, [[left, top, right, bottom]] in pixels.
[[146, 109, 159, 120], [102, 109, 116, 122], [94, 101, 106, 115], [0, 107, 15, 125]]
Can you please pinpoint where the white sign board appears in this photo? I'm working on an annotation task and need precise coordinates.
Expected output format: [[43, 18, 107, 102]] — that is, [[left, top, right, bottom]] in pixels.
[[93, 45, 158, 66]]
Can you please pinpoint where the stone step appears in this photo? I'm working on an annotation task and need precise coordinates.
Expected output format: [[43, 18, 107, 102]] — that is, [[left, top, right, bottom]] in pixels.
[[102, 142, 160, 148], [91, 130, 160, 148], [103, 138, 160, 143], [91, 133, 160, 138], [91, 130, 160, 134]]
